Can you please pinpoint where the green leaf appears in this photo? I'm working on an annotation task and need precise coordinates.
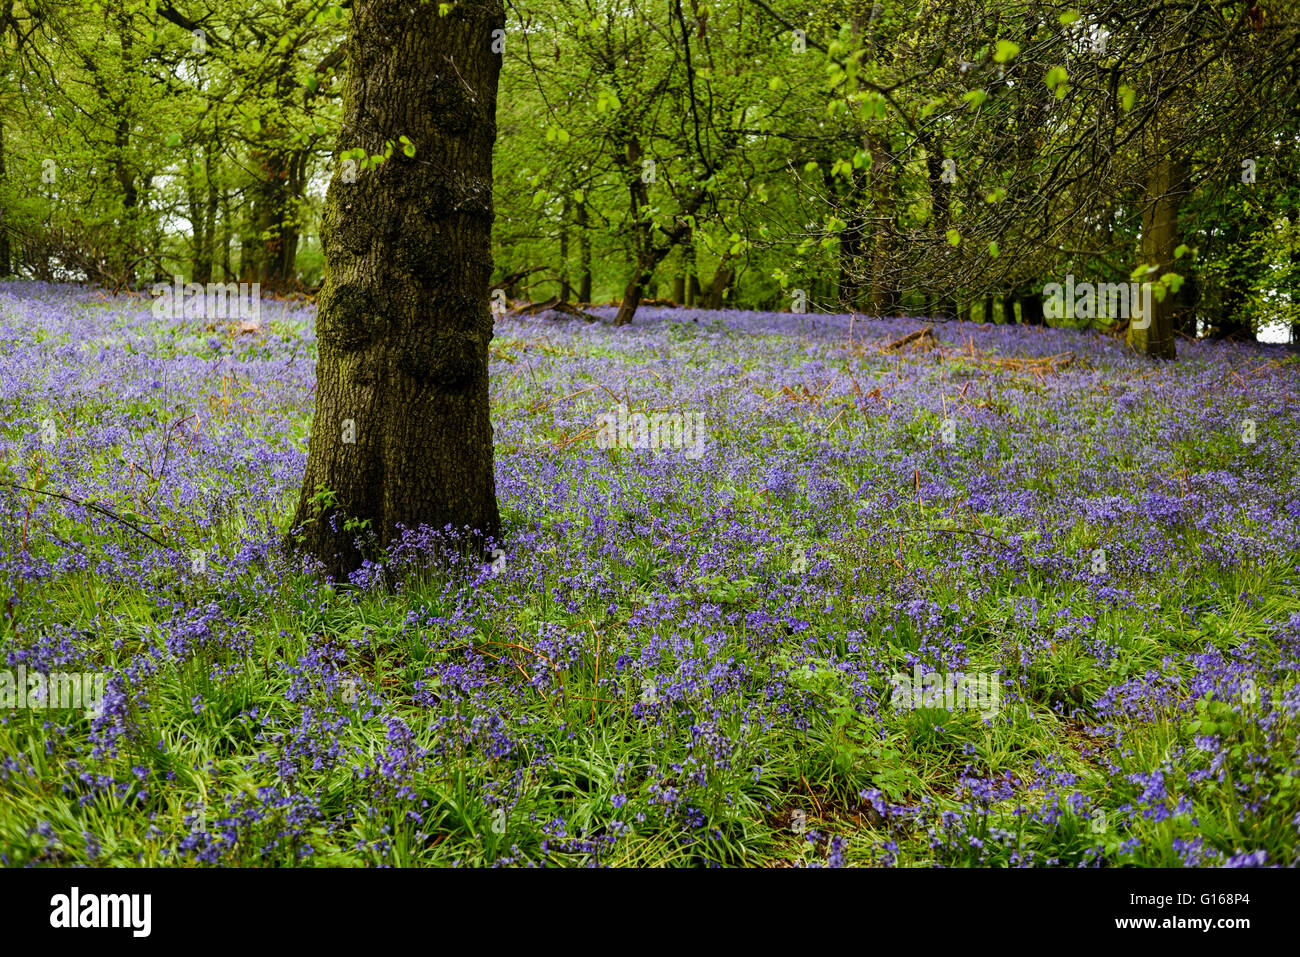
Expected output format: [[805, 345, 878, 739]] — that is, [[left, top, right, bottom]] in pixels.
[[962, 89, 988, 108], [1058, 11, 1081, 26], [946, 229, 961, 246], [1174, 244, 1190, 260], [1119, 85, 1136, 111], [1160, 272, 1184, 293], [1045, 66, 1068, 90], [988, 241, 999, 257], [993, 40, 1020, 63], [165, 132, 182, 147]]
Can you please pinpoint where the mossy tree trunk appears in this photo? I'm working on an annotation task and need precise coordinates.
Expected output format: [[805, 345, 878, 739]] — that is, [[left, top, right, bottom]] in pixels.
[[292, 0, 503, 581], [1130, 146, 1188, 359]]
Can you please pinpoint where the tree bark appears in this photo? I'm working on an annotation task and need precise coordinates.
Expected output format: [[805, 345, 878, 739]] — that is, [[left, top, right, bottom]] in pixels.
[[705, 255, 733, 309], [1129, 149, 1188, 359], [1291, 203, 1300, 347], [0, 112, 9, 277], [558, 196, 570, 302], [220, 188, 233, 281], [921, 134, 959, 322], [576, 199, 592, 302], [248, 139, 304, 291], [291, 0, 503, 581], [1018, 289, 1044, 326]]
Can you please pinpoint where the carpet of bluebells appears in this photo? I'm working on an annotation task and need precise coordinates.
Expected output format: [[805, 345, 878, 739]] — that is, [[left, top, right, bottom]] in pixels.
[[2, 280, 1298, 867]]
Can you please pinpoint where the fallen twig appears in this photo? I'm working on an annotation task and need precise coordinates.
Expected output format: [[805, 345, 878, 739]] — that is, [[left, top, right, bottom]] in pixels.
[[885, 327, 937, 351], [1, 482, 178, 550], [510, 297, 604, 322]]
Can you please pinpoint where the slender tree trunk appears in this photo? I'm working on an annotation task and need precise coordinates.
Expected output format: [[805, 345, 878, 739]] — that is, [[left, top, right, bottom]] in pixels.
[[1019, 289, 1044, 326], [1291, 204, 1300, 346], [1129, 150, 1187, 359], [201, 146, 219, 283], [838, 162, 866, 312], [250, 141, 293, 289], [221, 188, 232, 281], [558, 197, 570, 302], [706, 255, 733, 309], [187, 147, 215, 284], [291, 0, 503, 581], [576, 199, 592, 302], [0, 114, 9, 277], [684, 232, 696, 307], [186, 169, 202, 281]]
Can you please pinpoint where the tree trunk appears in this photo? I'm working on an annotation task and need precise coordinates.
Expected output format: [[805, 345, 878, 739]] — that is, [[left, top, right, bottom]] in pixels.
[[221, 188, 233, 281], [1019, 290, 1044, 326], [684, 233, 697, 307], [705, 255, 733, 309], [1129, 150, 1187, 359], [558, 197, 570, 302], [983, 293, 994, 323], [291, 0, 503, 581], [614, 272, 647, 325], [249, 141, 299, 291], [577, 199, 592, 302], [0, 113, 9, 277], [187, 145, 215, 284], [1291, 204, 1300, 346], [865, 133, 899, 317], [1128, 52, 1190, 359]]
